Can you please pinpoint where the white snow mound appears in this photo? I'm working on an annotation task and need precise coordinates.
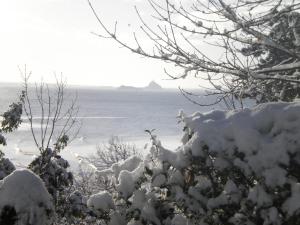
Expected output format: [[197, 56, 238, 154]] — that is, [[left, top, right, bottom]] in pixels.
[[0, 169, 54, 225]]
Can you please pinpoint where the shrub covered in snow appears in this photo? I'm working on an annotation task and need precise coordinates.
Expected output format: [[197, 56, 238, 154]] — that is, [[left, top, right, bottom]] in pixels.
[[67, 190, 89, 217], [87, 191, 115, 216], [85, 102, 300, 225], [0, 169, 54, 225], [28, 148, 73, 218]]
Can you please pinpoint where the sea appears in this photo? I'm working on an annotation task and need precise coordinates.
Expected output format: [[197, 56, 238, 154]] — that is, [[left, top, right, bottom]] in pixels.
[[0, 83, 229, 168]]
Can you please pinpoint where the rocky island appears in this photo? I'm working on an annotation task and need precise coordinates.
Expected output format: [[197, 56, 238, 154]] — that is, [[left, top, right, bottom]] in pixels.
[[118, 81, 163, 91]]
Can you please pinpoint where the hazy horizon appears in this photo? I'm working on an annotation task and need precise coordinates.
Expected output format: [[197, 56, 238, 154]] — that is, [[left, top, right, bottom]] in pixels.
[[0, 0, 204, 89], [0, 80, 190, 90]]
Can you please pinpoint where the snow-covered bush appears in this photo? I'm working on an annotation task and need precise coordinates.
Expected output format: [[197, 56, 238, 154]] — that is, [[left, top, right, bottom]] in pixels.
[[0, 169, 54, 225], [67, 190, 89, 217], [87, 191, 115, 216], [51, 190, 91, 225], [29, 148, 73, 197], [86, 102, 300, 225], [28, 148, 73, 218]]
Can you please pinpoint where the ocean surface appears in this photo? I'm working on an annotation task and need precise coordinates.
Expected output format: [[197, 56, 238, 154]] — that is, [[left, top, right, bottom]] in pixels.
[[0, 83, 227, 167]]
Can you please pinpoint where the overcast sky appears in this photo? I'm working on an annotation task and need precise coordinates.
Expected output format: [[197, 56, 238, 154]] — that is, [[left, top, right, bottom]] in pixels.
[[0, 0, 201, 88]]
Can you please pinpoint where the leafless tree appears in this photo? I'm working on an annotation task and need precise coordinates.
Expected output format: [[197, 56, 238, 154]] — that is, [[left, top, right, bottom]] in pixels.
[[20, 66, 80, 153], [91, 135, 139, 170], [88, 0, 300, 108], [75, 136, 140, 195]]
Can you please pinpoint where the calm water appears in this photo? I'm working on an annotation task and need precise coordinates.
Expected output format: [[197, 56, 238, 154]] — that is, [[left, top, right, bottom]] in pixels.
[[0, 83, 225, 166]]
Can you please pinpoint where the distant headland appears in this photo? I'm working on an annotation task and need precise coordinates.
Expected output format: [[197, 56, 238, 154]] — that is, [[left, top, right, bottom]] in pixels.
[[118, 81, 163, 91]]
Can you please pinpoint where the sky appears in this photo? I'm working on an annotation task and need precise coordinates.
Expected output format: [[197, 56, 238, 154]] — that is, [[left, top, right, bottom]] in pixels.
[[0, 0, 201, 89]]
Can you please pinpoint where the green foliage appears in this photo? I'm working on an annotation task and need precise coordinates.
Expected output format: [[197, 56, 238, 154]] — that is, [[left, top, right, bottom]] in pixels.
[[28, 148, 73, 200], [1, 91, 24, 133], [0, 92, 23, 180], [0, 206, 17, 225], [241, 12, 300, 103], [54, 134, 70, 153]]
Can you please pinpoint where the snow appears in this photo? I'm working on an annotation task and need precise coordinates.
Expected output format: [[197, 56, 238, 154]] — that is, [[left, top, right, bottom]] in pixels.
[[157, 102, 300, 223], [260, 207, 281, 225], [87, 191, 114, 214], [108, 212, 126, 225], [262, 167, 287, 188], [117, 162, 144, 199], [282, 182, 300, 215], [85, 102, 300, 224], [127, 219, 143, 225], [168, 170, 184, 186], [248, 185, 273, 208], [68, 190, 88, 216], [152, 174, 166, 187], [171, 214, 187, 225], [0, 169, 54, 225], [157, 146, 189, 169], [97, 155, 142, 179], [195, 176, 212, 191], [140, 201, 161, 225], [181, 102, 300, 188], [112, 156, 142, 177], [131, 190, 146, 210]]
